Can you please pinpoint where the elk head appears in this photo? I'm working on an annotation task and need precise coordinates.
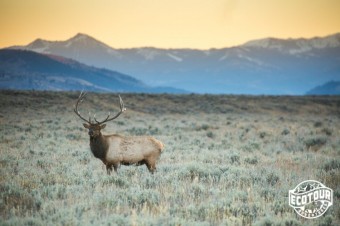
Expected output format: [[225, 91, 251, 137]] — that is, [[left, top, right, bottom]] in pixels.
[[74, 92, 126, 138]]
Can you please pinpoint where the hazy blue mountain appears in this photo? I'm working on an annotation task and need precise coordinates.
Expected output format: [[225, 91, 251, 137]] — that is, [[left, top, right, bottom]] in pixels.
[[0, 49, 186, 93], [10, 32, 340, 94], [306, 81, 340, 95]]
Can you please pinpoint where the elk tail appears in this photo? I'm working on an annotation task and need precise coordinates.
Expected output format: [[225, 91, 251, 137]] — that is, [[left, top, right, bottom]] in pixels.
[[153, 138, 165, 152], [159, 141, 165, 152]]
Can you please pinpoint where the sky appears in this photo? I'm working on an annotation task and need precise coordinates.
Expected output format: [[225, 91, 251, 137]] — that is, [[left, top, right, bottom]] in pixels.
[[1, 0, 340, 49]]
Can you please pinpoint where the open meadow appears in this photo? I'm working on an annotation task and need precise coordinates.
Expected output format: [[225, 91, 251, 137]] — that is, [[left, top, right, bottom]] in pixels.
[[0, 90, 339, 225]]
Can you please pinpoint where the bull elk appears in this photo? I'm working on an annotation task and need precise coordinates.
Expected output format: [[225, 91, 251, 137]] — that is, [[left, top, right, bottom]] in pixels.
[[74, 92, 164, 174]]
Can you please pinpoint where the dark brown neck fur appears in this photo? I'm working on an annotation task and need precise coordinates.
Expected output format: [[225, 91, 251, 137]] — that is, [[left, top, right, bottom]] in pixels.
[[89, 133, 109, 160]]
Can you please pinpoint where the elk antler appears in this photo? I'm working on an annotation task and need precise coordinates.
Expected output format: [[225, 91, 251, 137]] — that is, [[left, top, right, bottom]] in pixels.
[[94, 95, 126, 124], [74, 92, 126, 125], [74, 91, 92, 124]]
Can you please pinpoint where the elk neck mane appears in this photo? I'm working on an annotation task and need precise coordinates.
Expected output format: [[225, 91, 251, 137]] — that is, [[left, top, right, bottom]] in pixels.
[[89, 133, 109, 160]]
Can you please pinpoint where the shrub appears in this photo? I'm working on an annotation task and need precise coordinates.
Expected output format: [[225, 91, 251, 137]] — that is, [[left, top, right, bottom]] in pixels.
[[178, 163, 227, 181], [127, 188, 160, 207], [322, 159, 340, 172], [260, 187, 276, 201], [266, 171, 280, 186], [314, 121, 323, 127], [253, 217, 275, 226], [206, 131, 215, 139], [322, 127, 332, 136], [281, 128, 290, 135], [200, 124, 209, 130], [316, 215, 334, 226], [244, 157, 258, 165], [243, 141, 260, 152], [66, 133, 80, 140], [304, 136, 327, 149], [101, 177, 130, 188], [259, 132, 267, 139], [0, 184, 41, 217], [230, 153, 240, 165]]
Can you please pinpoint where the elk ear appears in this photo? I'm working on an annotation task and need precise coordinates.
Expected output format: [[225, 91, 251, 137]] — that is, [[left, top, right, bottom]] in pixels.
[[100, 124, 106, 129], [83, 123, 90, 129]]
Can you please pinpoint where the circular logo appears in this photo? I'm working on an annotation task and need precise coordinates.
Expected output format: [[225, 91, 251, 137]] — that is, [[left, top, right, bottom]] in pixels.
[[289, 180, 333, 219]]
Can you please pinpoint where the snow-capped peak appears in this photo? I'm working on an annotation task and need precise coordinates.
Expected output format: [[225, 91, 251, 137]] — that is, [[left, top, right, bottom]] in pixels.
[[65, 33, 101, 47], [167, 53, 183, 62], [243, 33, 340, 54], [67, 33, 93, 42], [26, 38, 51, 53], [58, 33, 123, 58], [137, 48, 162, 60], [243, 38, 280, 48]]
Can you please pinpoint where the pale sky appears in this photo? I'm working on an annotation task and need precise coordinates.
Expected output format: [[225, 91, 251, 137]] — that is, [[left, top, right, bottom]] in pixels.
[[1, 0, 340, 49]]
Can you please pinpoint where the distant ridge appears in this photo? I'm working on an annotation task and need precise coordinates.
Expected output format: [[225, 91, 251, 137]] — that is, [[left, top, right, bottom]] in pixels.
[[243, 33, 340, 53], [306, 81, 340, 95], [9, 32, 340, 94], [0, 49, 187, 93]]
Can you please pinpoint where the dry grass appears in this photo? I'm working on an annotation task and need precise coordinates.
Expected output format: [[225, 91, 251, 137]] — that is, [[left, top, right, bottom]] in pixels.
[[0, 90, 339, 225]]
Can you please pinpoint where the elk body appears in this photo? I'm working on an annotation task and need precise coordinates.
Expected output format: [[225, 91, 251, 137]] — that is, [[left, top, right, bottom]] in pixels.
[[74, 92, 164, 174]]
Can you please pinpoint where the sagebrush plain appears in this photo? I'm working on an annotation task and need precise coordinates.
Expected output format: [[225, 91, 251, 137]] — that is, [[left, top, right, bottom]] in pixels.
[[0, 91, 339, 225]]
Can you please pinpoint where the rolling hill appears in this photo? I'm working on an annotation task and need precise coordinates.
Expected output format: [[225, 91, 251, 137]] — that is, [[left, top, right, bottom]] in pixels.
[[0, 49, 185, 93]]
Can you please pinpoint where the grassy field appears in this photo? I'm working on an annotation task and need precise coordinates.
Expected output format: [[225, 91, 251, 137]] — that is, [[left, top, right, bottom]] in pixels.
[[0, 90, 339, 225]]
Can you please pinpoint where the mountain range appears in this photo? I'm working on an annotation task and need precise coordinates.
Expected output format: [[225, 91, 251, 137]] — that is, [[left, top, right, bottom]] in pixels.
[[0, 49, 185, 93], [6, 32, 340, 94]]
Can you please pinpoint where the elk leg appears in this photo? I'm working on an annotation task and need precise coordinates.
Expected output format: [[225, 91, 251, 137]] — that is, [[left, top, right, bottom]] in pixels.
[[106, 165, 113, 175], [113, 164, 119, 173], [145, 159, 156, 174]]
